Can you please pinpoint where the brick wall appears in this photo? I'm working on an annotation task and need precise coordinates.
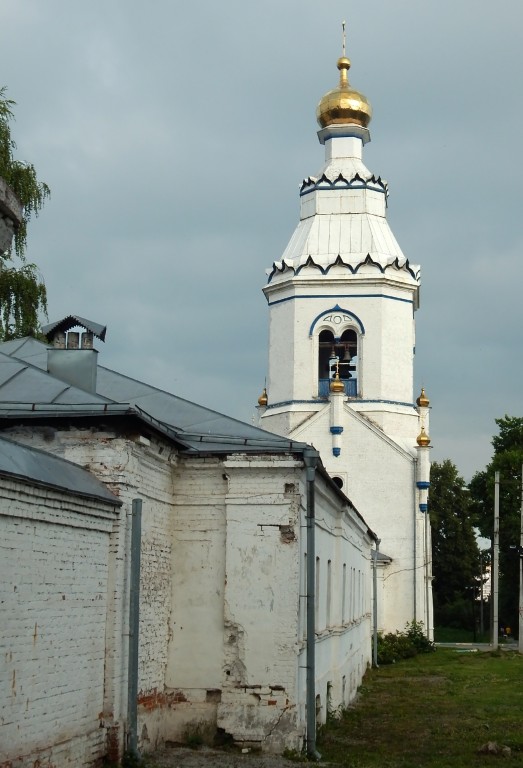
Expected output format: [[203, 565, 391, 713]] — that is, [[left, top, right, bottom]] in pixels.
[[0, 475, 119, 768], [1, 425, 375, 756]]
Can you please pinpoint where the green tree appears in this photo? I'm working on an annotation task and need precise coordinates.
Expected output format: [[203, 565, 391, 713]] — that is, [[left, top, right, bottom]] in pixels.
[[429, 460, 480, 630], [0, 87, 49, 339], [470, 416, 523, 634]]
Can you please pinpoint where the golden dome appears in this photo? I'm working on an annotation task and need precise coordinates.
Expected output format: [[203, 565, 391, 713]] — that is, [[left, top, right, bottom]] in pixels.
[[416, 387, 430, 408], [330, 374, 345, 394], [416, 427, 431, 447], [317, 57, 372, 129], [257, 387, 268, 407]]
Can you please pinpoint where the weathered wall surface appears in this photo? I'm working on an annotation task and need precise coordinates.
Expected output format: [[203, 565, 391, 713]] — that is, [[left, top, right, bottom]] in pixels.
[[217, 455, 303, 752], [0, 474, 118, 768], [288, 405, 423, 634], [308, 480, 373, 726], [138, 456, 228, 750], [2, 425, 375, 756], [2, 425, 177, 758]]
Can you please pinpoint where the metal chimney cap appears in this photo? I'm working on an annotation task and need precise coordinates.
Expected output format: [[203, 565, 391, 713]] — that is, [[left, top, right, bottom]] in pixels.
[[41, 315, 107, 343]]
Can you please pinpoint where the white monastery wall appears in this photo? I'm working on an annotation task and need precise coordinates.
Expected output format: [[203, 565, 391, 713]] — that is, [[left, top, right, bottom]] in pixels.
[[289, 406, 422, 633], [217, 455, 303, 752], [0, 475, 119, 768], [305, 481, 373, 726], [2, 425, 377, 755], [2, 425, 177, 759], [140, 457, 229, 750]]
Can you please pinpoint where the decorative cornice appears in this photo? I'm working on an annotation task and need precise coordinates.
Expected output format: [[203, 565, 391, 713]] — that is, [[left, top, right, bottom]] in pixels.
[[267, 252, 419, 283], [300, 171, 388, 198]]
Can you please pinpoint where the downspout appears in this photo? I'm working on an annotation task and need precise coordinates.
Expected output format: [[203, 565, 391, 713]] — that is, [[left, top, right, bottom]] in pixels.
[[127, 498, 142, 757], [424, 507, 430, 638], [303, 447, 321, 761], [413, 459, 417, 623], [372, 538, 381, 668]]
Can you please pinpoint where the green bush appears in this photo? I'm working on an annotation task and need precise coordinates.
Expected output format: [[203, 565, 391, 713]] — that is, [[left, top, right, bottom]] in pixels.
[[376, 621, 434, 664]]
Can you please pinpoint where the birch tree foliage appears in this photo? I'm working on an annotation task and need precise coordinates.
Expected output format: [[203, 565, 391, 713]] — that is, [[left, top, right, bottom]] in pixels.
[[0, 87, 49, 339]]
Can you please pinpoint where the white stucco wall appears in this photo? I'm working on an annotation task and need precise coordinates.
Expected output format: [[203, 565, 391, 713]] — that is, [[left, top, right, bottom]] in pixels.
[[300, 478, 373, 727]]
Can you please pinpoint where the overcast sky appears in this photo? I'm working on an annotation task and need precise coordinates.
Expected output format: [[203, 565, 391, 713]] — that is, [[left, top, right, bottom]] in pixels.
[[2, 1, 522, 480]]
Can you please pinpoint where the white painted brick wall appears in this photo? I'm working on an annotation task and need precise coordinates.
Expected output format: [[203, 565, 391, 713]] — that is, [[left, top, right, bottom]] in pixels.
[[2, 425, 376, 756], [0, 475, 118, 768]]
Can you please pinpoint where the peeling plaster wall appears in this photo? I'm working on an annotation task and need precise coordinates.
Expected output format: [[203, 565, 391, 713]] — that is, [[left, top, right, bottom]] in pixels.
[[2, 425, 375, 756], [139, 457, 229, 749], [217, 455, 303, 752], [0, 475, 118, 768], [215, 455, 373, 752]]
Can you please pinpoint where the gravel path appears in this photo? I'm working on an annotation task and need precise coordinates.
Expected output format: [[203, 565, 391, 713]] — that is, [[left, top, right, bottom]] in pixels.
[[148, 745, 330, 767]]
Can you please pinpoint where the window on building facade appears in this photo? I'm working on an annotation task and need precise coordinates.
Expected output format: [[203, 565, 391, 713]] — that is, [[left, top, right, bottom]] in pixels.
[[318, 328, 358, 397]]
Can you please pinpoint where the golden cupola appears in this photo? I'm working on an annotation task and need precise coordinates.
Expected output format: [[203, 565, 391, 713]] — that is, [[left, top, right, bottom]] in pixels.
[[416, 387, 430, 408], [316, 56, 372, 129], [416, 427, 431, 447], [257, 387, 268, 407], [329, 373, 345, 393]]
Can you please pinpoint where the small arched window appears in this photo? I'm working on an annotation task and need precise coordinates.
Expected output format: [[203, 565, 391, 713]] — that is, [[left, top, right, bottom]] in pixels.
[[317, 328, 358, 397]]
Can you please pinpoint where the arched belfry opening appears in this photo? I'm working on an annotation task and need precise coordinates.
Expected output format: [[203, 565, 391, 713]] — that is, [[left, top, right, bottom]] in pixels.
[[318, 328, 358, 397]]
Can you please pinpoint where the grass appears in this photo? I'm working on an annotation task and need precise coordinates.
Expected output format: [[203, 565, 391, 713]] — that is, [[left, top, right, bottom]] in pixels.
[[434, 626, 490, 643], [318, 648, 523, 767]]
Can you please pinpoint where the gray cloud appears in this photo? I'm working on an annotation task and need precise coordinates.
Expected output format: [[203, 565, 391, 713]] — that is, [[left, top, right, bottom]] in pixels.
[[3, 0, 522, 480]]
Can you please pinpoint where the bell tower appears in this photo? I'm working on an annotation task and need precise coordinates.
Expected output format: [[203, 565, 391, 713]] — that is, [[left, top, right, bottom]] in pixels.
[[258, 41, 433, 635]]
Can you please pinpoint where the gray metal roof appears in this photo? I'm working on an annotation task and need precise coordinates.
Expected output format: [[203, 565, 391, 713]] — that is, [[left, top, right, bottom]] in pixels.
[[0, 338, 306, 455], [0, 337, 49, 368], [0, 337, 377, 538], [0, 350, 112, 405], [96, 367, 305, 453], [0, 435, 121, 505]]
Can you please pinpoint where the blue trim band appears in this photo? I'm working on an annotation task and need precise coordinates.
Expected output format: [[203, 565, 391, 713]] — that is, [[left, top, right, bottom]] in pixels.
[[417, 481, 431, 489], [268, 293, 414, 308], [265, 397, 416, 410], [333, 447, 341, 457], [330, 426, 344, 435]]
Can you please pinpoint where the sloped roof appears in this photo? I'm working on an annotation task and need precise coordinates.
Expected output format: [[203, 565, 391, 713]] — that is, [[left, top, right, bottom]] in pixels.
[[0, 349, 112, 406], [0, 337, 306, 455], [0, 435, 120, 505], [0, 335, 378, 540]]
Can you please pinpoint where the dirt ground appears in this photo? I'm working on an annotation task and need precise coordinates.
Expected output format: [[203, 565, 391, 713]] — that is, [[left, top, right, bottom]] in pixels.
[[148, 745, 331, 767]]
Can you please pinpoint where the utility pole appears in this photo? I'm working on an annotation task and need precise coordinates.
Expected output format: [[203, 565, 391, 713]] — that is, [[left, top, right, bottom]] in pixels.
[[479, 550, 484, 637], [519, 465, 523, 654], [492, 472, 499, 649]]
